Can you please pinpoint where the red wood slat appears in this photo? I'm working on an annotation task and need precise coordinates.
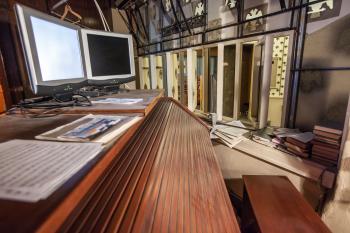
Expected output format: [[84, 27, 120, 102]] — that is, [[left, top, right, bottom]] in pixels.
[[58, 98, 240, 233], [60, 100, 169, 233]]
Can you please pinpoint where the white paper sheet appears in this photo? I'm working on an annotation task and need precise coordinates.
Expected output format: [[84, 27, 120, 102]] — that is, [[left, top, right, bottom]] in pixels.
[[0, 140, 103, 202], [91, 98, 143, 105]]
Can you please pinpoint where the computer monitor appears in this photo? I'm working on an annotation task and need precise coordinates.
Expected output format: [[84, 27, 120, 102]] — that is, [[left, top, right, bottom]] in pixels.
[[15, 4, 87, 96], [81, 29, 135, 86]]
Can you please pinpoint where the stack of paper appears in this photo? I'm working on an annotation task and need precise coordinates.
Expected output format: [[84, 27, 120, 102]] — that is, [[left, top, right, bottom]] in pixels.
[[0, 140, 103, 202], [211, 121, 249, 148], [273, 128, 301, 138]]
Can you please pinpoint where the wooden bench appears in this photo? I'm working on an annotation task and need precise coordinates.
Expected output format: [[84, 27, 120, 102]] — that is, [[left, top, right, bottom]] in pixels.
[[242, 175, 331, 233]]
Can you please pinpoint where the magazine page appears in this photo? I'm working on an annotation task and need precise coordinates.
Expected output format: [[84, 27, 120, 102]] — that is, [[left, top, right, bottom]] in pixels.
[[36, 114, 142, 144]]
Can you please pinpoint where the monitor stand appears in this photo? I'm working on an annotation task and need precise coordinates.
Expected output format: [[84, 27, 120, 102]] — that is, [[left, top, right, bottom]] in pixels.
[[54, 92, 76, 102]]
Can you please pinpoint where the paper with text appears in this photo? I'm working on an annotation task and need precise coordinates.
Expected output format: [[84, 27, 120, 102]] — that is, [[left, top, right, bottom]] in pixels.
[[0, 140, 103, 202]]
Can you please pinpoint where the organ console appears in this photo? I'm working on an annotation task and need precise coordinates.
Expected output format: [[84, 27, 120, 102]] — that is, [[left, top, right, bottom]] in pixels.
[[0, 96, 241, 233]]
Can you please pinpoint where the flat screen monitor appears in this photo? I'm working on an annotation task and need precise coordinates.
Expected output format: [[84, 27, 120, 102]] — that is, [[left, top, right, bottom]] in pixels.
[[81, 29, 135, 86], [15, 4, 87, 96]]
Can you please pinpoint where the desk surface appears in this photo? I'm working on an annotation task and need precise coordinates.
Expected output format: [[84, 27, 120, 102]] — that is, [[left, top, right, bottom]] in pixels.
[[0, 97, 240, 233], [64, 89, 163, 115], [243, 175, 331, 233]]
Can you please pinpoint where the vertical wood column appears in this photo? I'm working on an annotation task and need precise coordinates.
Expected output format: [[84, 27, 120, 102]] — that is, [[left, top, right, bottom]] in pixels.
[[166, 52, 173, 97], [149, 55, 157, 89], [217, 43, 224, 120], [186, 48, 194, 111], [259, 35, 273, 129], [138, 57, 145, 89], [233, 42, 242, 120]]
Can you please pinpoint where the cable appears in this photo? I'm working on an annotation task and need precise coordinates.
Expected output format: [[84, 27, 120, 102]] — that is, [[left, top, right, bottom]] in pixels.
[[100, 7, 111, 31], [7, 94, 92, 118], [93, 0, 111, 31], [93, 0, 107, 31]]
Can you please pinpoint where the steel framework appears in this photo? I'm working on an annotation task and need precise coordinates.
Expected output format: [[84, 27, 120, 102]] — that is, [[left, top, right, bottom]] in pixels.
[[117, 0, 350, 128]]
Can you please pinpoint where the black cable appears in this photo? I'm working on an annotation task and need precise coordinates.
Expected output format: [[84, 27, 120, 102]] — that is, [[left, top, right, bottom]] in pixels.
[[16, 94, 92, 109], [7, 94, 92, 118]]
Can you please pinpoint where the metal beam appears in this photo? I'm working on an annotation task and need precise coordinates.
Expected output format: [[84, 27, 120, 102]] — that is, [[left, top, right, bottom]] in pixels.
[[121, 9, 142, 47], [135, 6, 149, 41], [175, 0, 192, 35], [116, 0, 130, 9], [279, 0, 287, 10], [169, 0, 182, 33], [130, 10, 148, 42], [158, 0, 173, 24]]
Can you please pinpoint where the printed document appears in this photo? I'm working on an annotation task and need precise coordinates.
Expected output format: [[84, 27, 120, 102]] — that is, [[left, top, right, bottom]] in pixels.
[[0, 140, 103, 202]]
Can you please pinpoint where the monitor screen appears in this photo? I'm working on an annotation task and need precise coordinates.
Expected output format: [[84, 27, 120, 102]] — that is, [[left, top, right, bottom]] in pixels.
[[86, 34, 131, 77], [15, 4, 87, 95], [30, 16, 84, 81]]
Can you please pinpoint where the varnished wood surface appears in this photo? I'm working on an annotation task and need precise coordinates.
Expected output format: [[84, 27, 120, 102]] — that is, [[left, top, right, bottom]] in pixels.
[[0, 113, 145, 232], [0, 114, 83, 143], [52, 98, 240, 233], [0, 97, 239, 233], [0, 49, 11, 112], [243, 176, 331, 233], [63, 89, 164, 115]]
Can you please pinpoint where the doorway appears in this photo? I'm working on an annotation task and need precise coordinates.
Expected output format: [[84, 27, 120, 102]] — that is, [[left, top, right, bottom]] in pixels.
[[223, 44, 236, 119], [208, 47, 218, 113], [239, 41, 262, 126], [171, 51, 187, 105], [194, 49, 204, 111]]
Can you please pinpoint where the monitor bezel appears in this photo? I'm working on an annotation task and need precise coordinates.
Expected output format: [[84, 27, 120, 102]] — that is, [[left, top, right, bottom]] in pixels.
[[15, 4, 87, 95], [80, 29, 135, 83]]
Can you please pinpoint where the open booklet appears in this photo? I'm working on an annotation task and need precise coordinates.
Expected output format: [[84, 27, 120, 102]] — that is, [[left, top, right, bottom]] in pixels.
[[36, 114, 142, 144]]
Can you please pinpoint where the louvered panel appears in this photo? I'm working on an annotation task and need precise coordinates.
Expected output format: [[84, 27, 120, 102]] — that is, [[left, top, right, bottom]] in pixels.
[[59, 98, 240, 233]]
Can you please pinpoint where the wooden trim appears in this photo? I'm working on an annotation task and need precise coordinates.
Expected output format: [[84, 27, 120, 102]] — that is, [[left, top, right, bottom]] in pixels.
[[0, 49, 10, 112], [36, 118, 145, 233]]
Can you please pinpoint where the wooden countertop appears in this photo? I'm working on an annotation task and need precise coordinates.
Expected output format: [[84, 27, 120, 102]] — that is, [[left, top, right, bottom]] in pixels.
[[243, 175, 331, 233], [0, 97, 240, 233], [63, 89, 163, 115]]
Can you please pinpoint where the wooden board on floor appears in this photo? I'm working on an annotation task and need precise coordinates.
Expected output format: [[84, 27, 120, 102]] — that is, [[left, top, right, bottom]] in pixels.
[[242, 175, 331, 233]]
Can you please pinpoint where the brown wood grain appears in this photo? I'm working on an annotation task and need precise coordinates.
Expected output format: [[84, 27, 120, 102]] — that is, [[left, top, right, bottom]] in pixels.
[[0, 97, 240, 233], [0, 49, 10, 112], [56, 98, 240, 233], [62, 90, 164, 116], [242, 176, 331, 233]]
